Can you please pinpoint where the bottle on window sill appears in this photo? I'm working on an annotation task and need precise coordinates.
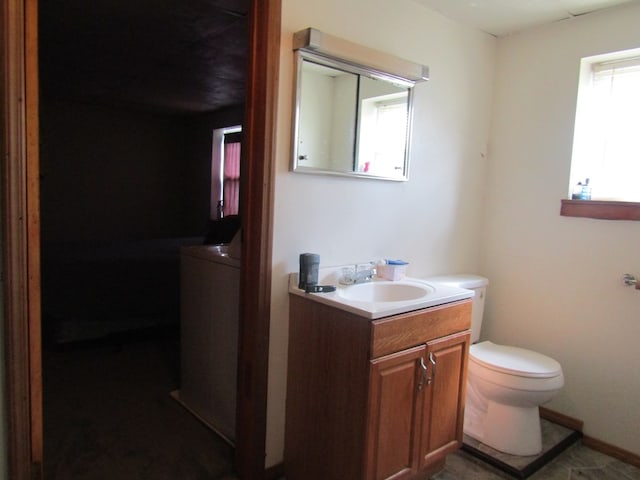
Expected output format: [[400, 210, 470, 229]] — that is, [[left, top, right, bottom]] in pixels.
[[572, 178, 591, 200]]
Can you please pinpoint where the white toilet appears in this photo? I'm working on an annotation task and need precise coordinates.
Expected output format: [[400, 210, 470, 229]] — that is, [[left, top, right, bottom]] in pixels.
[[425, 274, 564, 456]]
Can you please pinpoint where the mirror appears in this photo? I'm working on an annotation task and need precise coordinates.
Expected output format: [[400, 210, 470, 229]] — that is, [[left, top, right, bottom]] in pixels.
[[295, 56, 359, 174], [291, 29, 428, 181]]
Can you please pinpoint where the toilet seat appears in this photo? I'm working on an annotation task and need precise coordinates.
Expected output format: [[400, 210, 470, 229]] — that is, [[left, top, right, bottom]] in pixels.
[[470, 341, 562, 378]]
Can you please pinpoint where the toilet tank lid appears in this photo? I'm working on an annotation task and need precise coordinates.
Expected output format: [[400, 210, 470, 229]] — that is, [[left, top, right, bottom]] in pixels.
[[424, 274, 488, 289], [470, 341, 562, 377]]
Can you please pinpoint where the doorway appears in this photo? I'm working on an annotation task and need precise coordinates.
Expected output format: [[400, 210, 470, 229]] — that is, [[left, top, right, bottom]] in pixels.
[[38, 0, 245, 477], [1, 0, 281, 478]]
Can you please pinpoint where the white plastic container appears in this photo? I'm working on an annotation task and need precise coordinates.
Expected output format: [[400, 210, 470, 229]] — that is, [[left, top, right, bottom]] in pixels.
[[376, 263, 407, 281]]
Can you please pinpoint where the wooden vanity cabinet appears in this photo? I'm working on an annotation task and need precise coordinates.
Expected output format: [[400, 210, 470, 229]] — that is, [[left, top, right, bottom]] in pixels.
[[366, 331, 470, 480], [285, 295, 471, 480]]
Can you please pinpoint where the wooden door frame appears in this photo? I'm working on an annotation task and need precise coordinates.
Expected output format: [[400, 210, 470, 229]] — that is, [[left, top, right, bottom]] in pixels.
[[1, 0, 281, 478], [236, 0, 281, 478], [2, 0, 42, 478]]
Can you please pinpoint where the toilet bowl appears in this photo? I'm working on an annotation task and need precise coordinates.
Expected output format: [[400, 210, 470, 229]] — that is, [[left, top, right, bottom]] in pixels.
[[464, 341, 564, 455], [424, 274, 564, 456]]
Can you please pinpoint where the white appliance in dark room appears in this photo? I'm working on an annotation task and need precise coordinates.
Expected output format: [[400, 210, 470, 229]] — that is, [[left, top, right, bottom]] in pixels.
[[174, 244, 240, 444]]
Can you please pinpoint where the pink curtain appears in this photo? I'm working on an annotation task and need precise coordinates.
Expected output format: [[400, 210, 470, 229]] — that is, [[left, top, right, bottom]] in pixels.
[[223, 142, 241, 216]]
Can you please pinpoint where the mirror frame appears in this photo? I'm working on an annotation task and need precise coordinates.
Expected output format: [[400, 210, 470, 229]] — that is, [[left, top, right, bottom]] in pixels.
[[291, 28, 428, 181]]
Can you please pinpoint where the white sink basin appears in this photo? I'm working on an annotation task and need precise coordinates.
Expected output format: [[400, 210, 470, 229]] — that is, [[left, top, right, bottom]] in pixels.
[[289, 271, 474, 319], [338, 281, 434, 302]]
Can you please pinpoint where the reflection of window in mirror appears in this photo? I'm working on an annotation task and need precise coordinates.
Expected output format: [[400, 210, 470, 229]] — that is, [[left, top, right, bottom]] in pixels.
[[211, 126, 242, 220], [357, 77, 409, 177]]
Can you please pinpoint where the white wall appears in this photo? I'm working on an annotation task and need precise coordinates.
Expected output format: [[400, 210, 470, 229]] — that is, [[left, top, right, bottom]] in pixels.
[[268, 0, 496, 467], [483, 3, 640, 455]]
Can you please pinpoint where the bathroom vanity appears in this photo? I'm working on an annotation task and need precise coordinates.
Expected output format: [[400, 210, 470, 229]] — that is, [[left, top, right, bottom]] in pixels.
[[285, 278, 472, 480]]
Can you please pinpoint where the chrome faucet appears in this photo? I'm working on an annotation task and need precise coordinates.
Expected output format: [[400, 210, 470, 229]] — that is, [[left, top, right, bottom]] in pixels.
[[340, 263, 377, 285]]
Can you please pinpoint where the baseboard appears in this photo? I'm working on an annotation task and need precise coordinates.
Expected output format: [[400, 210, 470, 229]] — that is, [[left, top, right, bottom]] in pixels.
[[169, 390, 235, 447], [265, 462, 284, 480], [583, 435, 640, 469], [540, 407, 640, 469], [539, 407, 583, 432]]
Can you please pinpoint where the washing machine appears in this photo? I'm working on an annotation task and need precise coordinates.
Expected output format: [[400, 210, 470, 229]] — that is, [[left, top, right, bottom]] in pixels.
[[176, 244, 239, 444]]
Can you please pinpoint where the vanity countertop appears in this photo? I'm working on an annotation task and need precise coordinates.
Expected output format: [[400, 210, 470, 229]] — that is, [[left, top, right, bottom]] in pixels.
[[288, 269, 473, 319]]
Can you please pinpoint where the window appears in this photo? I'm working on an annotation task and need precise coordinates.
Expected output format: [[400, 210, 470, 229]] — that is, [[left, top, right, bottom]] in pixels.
[[562, 48, 640, 220], [356, 93, 408, 176], [211, 126, 242, 220]]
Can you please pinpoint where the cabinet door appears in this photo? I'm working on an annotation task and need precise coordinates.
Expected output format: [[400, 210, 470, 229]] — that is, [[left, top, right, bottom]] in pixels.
[[419, 331, 470, 469], [366, 345, 425, 480]]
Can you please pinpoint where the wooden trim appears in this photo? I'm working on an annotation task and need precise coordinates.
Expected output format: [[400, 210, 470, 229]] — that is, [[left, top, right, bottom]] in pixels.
[[25, 0, 42, 471], [539, 408, 640, 469], [582, 435, 640, 469], [539, 407, 583, 433], [235, 0, 281, 478], [560, 199, 640, 221], [2, 0, 41, 478]]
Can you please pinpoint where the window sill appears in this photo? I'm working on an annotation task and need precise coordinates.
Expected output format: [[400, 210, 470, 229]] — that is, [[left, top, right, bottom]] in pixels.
[[560, 199, 640, 221]]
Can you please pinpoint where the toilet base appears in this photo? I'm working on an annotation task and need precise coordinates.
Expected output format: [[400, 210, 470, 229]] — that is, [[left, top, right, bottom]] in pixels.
[[465, 401, 543, 456]]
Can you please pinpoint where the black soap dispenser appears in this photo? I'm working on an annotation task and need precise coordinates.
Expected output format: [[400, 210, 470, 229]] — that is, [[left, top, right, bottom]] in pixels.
[[298, 253, 320, 290]]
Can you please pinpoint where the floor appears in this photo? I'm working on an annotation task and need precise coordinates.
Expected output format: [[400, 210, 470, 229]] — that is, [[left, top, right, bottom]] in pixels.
[[271, 441, 640, 480], [42, 330, 640, 480], [434, 443, 640, 480], [43, 328, 236, 479], [461, 418, 582, 477], [273, 443, 640, 480]]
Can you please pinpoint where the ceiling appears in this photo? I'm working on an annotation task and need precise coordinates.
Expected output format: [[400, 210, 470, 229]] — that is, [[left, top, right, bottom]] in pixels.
[[413, 0, 639, 36], [39, 0, 638, 114], [39, 0, 249, 114]]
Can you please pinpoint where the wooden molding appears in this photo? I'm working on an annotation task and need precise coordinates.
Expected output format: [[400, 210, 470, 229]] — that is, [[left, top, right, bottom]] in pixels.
[[539, 406, 583, 433], [2, 0, 41, 477], [25, 0, 43, 471], [582, 435, 640, 469], [540, 408, 640, 469], [234, 0, 281, 478], [560, 199, 640, 221]]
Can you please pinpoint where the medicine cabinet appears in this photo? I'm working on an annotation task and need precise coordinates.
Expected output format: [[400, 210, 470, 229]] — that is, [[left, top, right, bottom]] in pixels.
[[291, 28, 429, 181]]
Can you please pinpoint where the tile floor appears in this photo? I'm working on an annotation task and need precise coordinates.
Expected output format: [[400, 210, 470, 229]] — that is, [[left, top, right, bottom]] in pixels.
[[433, 442, 640, 480], [461, 418, 581, 477], [272, 440, 640, 480]]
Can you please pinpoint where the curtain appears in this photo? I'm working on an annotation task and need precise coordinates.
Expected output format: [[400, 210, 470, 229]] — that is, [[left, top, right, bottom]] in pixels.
[[223, 142, 241, 216]]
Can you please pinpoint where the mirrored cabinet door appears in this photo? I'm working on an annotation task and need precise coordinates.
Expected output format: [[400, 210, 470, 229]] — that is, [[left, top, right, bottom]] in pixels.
[[296, 60, 358, 173]]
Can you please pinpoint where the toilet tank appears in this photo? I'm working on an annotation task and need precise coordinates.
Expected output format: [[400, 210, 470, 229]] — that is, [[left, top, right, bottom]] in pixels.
[[424, 274, 489, 343]]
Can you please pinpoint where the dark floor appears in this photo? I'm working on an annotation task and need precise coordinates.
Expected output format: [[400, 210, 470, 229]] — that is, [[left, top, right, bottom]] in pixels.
[[43, 328, 235, 479]]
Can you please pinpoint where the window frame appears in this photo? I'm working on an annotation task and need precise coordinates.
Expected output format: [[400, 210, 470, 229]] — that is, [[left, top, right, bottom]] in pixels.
[[210, 125, 242, 219], [562, 48, 640, 221]]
